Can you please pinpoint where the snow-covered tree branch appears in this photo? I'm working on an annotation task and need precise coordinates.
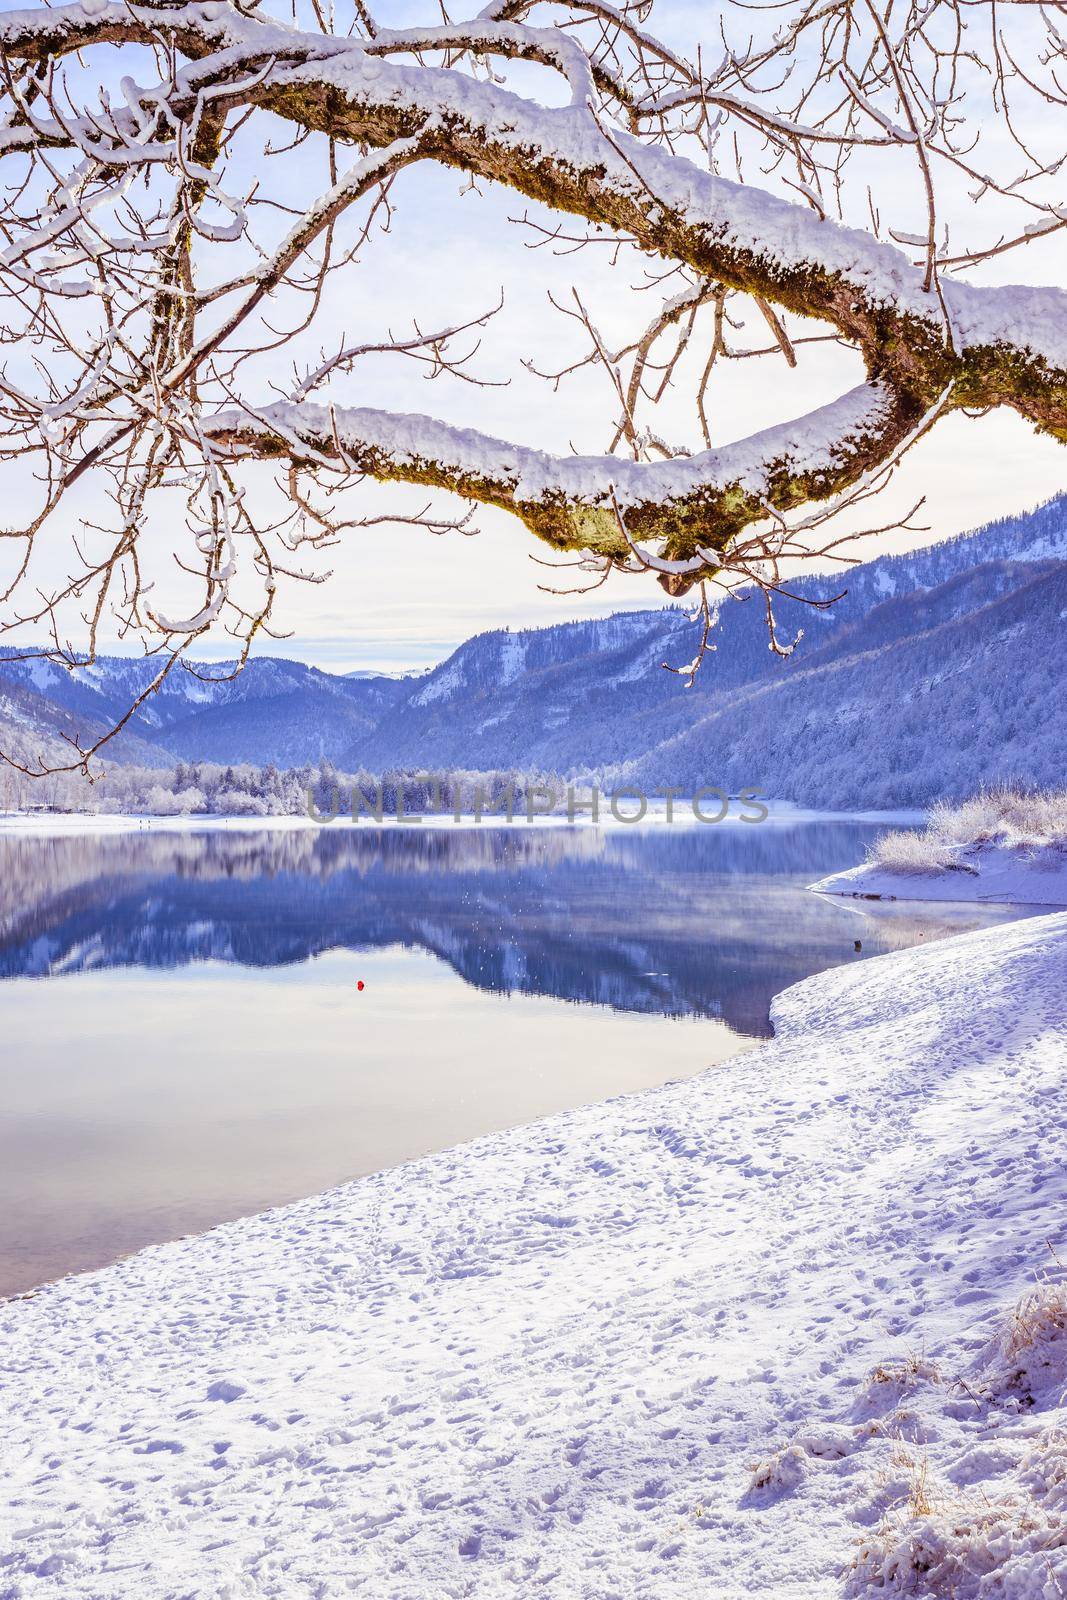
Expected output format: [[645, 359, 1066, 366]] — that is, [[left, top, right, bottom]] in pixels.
[[0, 0, 1064, 768]]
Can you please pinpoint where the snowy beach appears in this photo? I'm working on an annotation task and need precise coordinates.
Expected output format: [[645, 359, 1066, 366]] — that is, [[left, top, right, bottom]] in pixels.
[[2, 910, 1065, 1598]]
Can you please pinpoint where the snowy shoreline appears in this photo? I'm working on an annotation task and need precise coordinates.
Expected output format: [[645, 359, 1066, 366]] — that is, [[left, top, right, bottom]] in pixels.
[[2, 910, 1066, 1597], [0, 800, 923, 836], [812, 842, 1067, 908]]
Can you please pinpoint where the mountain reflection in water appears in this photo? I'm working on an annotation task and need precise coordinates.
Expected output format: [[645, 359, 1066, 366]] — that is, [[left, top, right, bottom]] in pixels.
[[0, 822, 1027, 1037]]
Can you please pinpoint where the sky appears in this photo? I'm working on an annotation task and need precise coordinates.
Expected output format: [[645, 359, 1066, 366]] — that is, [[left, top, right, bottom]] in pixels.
[[251, 164, 1067, 673], [193, 149, 1067, 673], [3, 0, 1065, 675]]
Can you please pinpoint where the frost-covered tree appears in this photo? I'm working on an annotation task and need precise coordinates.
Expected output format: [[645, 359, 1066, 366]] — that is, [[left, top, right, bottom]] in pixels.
[[0, 0, 1064, 769]]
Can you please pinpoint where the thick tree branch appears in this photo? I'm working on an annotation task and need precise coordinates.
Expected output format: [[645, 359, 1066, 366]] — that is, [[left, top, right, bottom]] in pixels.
[[2, 1, 1066, 439], [204, 382, 935, 581], [0, 0, 1063, 771]]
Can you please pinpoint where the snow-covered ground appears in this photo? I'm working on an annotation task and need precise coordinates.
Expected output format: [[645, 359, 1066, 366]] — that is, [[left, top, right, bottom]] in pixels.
[[813, 842, 1067, 906], [2, 913, 1066, 1597]]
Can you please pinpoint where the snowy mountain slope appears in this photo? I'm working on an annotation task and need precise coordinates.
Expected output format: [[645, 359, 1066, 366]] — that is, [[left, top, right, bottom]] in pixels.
[[0, 676, 174, 774], [1, 912, 1065, 1598], [159, 686, 395, 766], [0, 652, 403, 768], [345, 492, 1067, 772], [628, 560, 1067, 808], [0, 652, 388, 722], [1, 492, 1064, 785]]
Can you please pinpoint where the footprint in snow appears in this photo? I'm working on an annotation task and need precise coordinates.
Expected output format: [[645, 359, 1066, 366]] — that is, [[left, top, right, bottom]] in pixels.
[[206, 1379, 247, 1403]]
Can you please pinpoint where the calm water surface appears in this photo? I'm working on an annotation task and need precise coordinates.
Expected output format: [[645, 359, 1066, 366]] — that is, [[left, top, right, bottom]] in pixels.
[[0, 821, 1032, 1296]]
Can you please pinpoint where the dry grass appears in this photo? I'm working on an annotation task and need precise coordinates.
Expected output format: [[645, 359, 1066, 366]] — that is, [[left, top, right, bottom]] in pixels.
[[898, 1447, 936, 1518], [847, 1491, 1049, 1597], [982, 1278, 1067, 1403], [847, 1274, 1067, 1596], [928, 789, 1067, 849], [867, 829, 965, 876], [866, 1355, 942, 1393], [846, 1447, 1065, 1597], [870, 787, 1067, 875], [999, 1281, 1067, 1368]]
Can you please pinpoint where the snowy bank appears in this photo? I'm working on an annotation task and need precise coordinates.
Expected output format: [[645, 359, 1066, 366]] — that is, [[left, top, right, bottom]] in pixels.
[[813, 792, 1067, 906], [812, 842, 1067, 906], [2, 913, 1067, 1598]]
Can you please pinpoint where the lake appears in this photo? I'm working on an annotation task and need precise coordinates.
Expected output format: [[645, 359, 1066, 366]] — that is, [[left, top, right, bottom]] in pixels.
[[0, 819, 1030, 1297]]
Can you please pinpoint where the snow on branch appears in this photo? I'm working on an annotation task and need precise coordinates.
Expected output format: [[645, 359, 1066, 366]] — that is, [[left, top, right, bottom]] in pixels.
[[204, 381, 915, 566], [0, 0, 1064, 770]]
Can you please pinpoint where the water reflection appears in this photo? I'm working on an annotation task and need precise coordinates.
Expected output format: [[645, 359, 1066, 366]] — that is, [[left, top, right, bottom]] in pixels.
[[0, 823, 1032, 1297], [0, 822, 1027, 1036]]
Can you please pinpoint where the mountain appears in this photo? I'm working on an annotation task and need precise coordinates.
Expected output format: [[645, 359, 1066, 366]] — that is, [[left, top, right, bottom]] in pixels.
[[628, 558, 1067, 808], [343, 492, 1067, 775], [0, 652, 405, 768], [1, 491, 1065, 807], [0, 671, 175, 775]]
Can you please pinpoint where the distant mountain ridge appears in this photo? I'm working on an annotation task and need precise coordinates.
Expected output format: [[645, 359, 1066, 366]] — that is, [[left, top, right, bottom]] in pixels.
[[1, 491, 1065, 807], [0, 652, 405, 771]]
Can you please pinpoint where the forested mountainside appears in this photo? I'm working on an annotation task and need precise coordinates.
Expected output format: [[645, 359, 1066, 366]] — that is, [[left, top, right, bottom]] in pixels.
[[1, 492, 1064, 807], [629, 560, 1067, 809], [343, 493, 1067, 782], [0, 673, 175, 776]]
